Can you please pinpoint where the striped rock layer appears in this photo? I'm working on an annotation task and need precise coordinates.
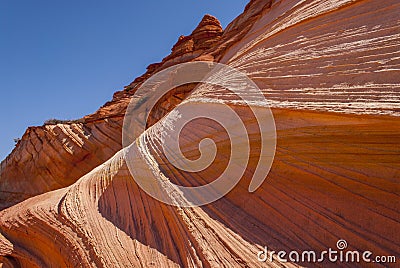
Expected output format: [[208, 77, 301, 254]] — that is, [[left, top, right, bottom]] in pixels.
[[0, 0, 399, 267]]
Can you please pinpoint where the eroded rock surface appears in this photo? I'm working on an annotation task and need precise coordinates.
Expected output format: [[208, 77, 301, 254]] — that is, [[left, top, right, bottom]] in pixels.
[[0, 0, 399, 267]]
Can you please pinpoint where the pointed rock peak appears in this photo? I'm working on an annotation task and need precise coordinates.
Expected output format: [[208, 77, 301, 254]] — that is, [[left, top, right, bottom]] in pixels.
[[192, 14, 223, 34], [200, 14, 222, 26]]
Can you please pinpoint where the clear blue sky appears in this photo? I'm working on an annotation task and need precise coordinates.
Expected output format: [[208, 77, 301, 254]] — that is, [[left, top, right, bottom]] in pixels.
[[0, 0, 248, 160]]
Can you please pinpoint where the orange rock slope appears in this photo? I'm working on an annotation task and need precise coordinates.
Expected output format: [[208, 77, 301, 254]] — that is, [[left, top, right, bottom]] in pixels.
[[1, 0, 399, 267]]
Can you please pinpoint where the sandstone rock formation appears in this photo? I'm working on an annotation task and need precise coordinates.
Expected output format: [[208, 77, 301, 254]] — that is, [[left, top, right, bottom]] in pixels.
[[0, 14, 224, 210], [0, 0, 399, 267]]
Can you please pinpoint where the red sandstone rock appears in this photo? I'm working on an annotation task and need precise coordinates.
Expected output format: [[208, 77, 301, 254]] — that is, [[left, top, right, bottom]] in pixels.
[[0, 0, 399, 267]]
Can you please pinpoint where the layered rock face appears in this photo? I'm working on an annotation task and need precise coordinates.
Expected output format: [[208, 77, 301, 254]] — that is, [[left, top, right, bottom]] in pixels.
[[223, 0, 400, 115], [0, 0, 399, 267], [0, 118, 123, 210], [0, 15, 224, 210]]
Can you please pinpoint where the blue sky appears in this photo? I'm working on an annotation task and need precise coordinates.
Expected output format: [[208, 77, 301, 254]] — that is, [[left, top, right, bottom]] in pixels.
[[0, 0, 247, 160]]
